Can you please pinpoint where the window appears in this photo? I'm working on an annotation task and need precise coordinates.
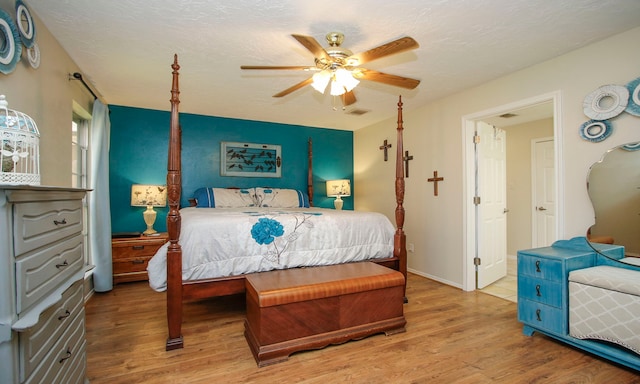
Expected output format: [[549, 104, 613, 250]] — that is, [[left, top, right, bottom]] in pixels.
[[71, 116, 88, 188], [72, 113, 91, 268]]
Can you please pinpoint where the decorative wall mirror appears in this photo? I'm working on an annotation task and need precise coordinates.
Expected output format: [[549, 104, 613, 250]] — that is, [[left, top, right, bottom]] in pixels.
[[587, 142, 640, 258]]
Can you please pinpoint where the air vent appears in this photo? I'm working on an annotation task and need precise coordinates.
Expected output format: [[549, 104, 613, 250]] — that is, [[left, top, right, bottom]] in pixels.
[[346, 108, 370, 116], [499, 113, 517, 118]]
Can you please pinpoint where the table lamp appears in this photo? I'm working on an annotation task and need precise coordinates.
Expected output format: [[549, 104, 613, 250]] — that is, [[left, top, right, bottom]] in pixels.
[[326, 179, 351, 210], [131, 184, 167, 235]]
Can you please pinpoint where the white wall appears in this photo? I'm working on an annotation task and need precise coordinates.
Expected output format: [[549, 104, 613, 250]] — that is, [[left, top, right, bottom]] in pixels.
[[355, 26, 640, 288], [1, 0, 94, 187]]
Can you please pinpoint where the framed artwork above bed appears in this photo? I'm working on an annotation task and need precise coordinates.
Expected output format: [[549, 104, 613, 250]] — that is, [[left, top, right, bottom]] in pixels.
[[221, 141, 281, 178]]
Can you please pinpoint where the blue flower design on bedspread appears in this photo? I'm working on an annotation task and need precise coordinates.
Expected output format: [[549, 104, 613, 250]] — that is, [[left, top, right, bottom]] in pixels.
[[251, 217, 284, 245], [248, 211, 322, 263]]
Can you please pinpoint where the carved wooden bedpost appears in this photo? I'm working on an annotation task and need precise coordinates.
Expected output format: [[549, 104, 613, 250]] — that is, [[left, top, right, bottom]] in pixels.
[[166, 54, 184, 350], [394, 96, 408, 299]]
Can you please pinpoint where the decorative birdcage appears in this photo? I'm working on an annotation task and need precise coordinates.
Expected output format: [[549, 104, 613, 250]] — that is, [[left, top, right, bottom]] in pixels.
[[0, 95, 40, 185]]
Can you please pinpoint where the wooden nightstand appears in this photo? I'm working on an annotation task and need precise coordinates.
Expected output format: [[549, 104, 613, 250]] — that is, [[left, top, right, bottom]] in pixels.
[[111, 233, 168, 284]]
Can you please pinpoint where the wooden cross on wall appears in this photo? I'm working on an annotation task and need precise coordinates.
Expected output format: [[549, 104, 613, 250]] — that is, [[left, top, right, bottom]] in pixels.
[[427, 171, 444, 196], [403, 150, 414, 178], [379, 139, 392, 161]]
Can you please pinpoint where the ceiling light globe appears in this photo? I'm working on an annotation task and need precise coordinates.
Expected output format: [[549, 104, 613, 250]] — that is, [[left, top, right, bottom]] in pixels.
[[334, 68, 360, 92], [311, 70, 330, 93], [330, 80, 346, 96]]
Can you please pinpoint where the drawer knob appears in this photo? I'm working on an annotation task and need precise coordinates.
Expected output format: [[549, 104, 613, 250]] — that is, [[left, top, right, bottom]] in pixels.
[[536, 284, 541, 297], [53, 218, 68, 226], [132, 245, 145, 250], [535, 260, 541, 272], [536, 309, 541, 322], [56, 260, 69, 269], [132, 259, 145, 265], [59, 348, 72, 364], [58, 309, 71, 321]]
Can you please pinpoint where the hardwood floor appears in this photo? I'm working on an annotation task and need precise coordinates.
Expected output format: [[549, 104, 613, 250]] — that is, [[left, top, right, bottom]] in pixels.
[[85, 273, 639, 383]]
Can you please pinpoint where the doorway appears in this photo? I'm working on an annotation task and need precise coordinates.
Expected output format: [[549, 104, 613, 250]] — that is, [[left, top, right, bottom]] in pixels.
[[462, 92, 563, 293], [532, 137, 556, 248]]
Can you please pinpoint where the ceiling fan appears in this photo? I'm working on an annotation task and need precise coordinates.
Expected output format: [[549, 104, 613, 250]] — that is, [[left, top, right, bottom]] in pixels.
[[241, 32, 420, 106]]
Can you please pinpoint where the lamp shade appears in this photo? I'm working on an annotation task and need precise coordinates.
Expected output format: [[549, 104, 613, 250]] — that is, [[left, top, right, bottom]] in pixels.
[[131, 184, 167, 207], [326, 179, 351, 197], [334, 68, 359, 92], [311, 70, 331, 93]]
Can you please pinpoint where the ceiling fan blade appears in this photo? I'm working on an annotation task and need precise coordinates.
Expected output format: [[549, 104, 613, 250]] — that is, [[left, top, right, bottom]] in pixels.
[[342, 91, 357, 106], [291, 34, 331, 62], [348, 36, 419, 65], [241, 65, 315, 70], [273, 77, 314, 98], [356, 69, 420, 89]]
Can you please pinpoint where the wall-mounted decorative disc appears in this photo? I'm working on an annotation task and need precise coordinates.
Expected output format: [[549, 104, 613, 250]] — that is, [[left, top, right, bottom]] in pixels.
[[0, 9, 21, 74], [622, 142, 640, 151], [27, 42, 40, 69], [583, 84, 629, 120], [579, 119, 612, 143], [15, 0, 36, 48], [625, 77, 640, 116]]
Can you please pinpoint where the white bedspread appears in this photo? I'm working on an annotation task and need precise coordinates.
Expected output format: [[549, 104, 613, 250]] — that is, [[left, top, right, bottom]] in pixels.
[[147, 207, 395, 292]]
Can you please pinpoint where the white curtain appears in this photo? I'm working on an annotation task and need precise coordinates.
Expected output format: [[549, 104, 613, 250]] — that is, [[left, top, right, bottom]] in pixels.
[[89, 100, 113, 292]]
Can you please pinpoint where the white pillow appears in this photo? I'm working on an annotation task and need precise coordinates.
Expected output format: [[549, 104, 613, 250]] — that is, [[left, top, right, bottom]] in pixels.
[[193, 187, 256, 208], [254, 187, 309, 208]]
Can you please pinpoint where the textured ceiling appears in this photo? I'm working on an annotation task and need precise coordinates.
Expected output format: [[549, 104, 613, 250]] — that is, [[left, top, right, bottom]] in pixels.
[[25, 0, 640, 131]]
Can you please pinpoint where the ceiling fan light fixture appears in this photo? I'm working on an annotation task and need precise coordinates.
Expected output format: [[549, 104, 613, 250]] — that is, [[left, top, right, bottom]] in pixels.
[[330, 79, 346, 96], [241, 33, 420, 103], [311, 70, 331, 93], [334, 68, 359, 92]]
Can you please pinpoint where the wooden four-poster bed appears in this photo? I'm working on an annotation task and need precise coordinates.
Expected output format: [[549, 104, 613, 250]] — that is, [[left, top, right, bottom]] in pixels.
[[161, 55, 407, 351]]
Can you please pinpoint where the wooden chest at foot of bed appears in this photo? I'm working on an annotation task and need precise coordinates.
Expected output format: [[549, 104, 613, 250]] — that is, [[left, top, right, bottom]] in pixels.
[[244, 262, 406, 367]]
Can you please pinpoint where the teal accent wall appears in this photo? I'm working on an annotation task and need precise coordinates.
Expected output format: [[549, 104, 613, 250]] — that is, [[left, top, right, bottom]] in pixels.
[[109, 105, 354, 233]]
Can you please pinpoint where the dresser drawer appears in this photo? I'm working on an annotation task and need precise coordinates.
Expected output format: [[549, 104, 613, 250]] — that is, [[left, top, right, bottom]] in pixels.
[[13, 200, 84, 256], [518, 298, 565, 335], [517, 276, 562, 307], [518, 254, 562, 281], [24, 309, 85, 384], [19, 279, 84, 380], [56, 340, 86, 384], [15, 235, 84, 314]]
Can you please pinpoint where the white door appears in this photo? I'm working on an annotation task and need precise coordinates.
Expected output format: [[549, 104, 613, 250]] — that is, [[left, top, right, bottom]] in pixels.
[[532, 138, 556, 247], [476, 122, 508, 289]]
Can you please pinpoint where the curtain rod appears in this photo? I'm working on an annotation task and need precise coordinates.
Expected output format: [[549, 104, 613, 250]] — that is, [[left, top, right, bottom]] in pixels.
[[69, 72, 98, 100]]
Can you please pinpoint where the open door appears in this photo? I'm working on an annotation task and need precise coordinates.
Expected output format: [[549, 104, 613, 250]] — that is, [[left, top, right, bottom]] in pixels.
[[476, 121, 508, 289], [463, 92, 561, 292]]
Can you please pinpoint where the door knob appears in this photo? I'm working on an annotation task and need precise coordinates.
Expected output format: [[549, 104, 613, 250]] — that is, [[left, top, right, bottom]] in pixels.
[[537, 206, 547, 211], [503, 208, 510, 213]]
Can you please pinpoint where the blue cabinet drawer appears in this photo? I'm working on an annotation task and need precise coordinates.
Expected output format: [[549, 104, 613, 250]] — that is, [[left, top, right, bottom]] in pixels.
[[518, 254, 562, 281], [518, 298, 565, 335], [518, 276, 562, 307]]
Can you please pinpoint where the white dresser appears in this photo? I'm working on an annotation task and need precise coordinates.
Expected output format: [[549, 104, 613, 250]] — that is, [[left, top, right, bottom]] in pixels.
[[0, 187, 88, 384]]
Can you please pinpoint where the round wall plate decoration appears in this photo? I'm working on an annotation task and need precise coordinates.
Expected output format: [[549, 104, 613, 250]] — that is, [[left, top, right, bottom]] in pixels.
[[625, 77, 640, 116], [27, 42, 40, 69], [15, 0, 36, 48], [622, 142, 640, 151], [583, 84, 629, 120], [0, 9, 22, 74], [579, 119, 612, 143]]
